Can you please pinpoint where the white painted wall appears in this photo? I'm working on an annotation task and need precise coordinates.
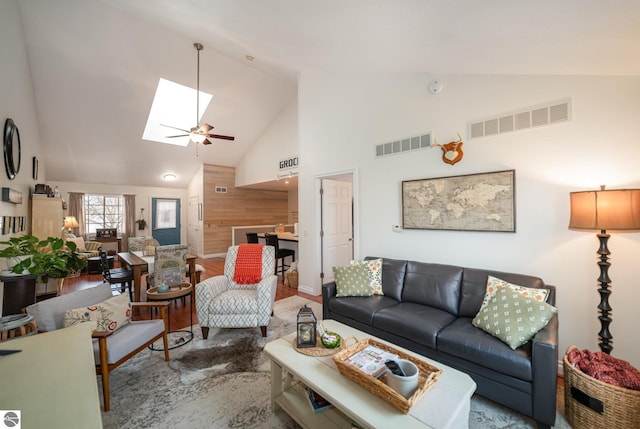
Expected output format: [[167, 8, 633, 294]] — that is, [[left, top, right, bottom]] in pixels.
[[0, 0, 46, 309], [297, 73, 640, 368], [235, 97, 299, 187], [0, 0, 44, 239]]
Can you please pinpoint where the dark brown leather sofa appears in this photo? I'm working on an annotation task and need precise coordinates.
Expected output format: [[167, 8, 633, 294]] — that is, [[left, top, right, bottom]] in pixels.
[[322, 256, 558, 429]]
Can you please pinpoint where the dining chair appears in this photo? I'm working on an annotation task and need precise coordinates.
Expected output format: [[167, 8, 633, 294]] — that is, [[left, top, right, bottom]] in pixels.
[[264, 233, 295, 278], [100, 248, 134, 301], [246, 232, 259, 243]]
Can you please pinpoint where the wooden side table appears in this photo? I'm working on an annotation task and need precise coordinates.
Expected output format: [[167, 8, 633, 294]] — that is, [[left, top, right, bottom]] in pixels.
[[0, 273, 37, 316], [0, 314, 38, 341]]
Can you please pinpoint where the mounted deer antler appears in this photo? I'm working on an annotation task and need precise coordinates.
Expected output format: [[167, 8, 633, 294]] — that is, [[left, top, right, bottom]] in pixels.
[[431, 132, 464, 165]]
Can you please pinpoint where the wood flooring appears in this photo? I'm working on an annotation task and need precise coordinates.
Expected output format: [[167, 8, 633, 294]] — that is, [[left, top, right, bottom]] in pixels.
[[61, 257, 321, 330]]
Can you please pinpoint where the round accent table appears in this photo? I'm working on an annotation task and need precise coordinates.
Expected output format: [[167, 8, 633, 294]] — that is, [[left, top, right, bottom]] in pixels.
[[0, 314, 37, 342]]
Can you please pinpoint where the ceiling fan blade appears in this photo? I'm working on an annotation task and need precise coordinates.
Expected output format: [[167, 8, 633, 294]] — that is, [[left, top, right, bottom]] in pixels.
[[204, 133, 235, 141], [199, 123, 213, 133], [160, 124, 190, 133], [166, 134, 189, 138], [203, 138, 212, 145]]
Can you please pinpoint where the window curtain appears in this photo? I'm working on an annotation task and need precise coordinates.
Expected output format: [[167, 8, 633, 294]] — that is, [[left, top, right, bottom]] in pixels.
[[124, 194, 136, 251], [67, 192, 85, 237]]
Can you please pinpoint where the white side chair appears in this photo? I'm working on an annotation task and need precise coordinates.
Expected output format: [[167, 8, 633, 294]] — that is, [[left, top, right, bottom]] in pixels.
[[195, 245, 277, 339], [26, 283, 169, 411]]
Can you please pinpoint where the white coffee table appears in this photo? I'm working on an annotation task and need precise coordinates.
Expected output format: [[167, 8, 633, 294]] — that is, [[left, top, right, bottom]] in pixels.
[[264, 319, 476, 429]]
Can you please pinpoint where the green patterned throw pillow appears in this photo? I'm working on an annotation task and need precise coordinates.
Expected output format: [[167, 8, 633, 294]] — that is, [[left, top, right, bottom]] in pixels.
[[334, 265, 373, 297], [472, 286, 557, 350]]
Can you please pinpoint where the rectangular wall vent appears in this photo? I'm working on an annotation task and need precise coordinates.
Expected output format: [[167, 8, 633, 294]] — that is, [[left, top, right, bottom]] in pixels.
[[375, 132, 431, 158], [469, 98, 571, 139], [215, 186, 227, 193]]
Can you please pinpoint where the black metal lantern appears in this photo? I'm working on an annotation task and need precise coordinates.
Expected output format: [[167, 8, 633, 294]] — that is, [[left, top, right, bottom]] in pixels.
[[296, 305, 317, 348]]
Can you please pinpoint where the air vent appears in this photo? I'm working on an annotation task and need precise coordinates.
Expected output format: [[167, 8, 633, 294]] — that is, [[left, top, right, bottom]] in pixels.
[[375, 133, 431, 158], [215, 186, 227, 193], [469, 98, 571, 139]]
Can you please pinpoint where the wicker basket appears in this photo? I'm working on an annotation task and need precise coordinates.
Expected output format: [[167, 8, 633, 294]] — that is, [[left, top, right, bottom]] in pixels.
[[285, 271, 298, 289], [563, 345, 640, 428], [332, 338, 441, 413]]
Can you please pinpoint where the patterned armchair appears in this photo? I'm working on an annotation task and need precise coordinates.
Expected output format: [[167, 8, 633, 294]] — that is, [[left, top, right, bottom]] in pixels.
[[147, 244, 190, 290], [127, 236, 155, 252], [195, 245, 277, 339]]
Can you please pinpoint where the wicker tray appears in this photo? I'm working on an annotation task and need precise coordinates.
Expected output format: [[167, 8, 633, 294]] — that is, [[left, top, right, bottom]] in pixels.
[[332, 338, 442, 413], [563, 345, 640, 428]]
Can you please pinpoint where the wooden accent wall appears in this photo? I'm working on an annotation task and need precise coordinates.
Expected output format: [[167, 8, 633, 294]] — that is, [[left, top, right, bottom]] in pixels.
[[203, 164, 289, 254]]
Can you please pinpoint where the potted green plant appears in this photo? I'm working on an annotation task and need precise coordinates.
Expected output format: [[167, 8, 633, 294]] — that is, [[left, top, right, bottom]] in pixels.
[[1, 235, 87, 282], [136, 208, 147, 230], [135, 218, 147, 230], [0, 235, 39, 270]]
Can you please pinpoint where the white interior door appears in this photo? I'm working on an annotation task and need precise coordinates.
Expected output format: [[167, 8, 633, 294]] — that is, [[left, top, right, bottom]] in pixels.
[[188, 196, 199, 256], [321, 178, 353, 284]]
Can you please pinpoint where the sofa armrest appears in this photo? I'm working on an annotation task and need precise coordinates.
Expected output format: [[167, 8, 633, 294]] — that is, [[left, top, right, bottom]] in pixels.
[[531, 312, 558, 426], [322, 282, 337, 319]]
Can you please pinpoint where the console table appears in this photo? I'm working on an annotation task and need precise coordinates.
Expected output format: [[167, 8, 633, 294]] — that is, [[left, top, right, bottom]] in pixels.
[[94, 236, 122, 253]]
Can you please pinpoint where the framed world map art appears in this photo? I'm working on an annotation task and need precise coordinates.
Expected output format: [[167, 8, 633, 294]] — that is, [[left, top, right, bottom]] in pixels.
[[402, 169, 516, 232]]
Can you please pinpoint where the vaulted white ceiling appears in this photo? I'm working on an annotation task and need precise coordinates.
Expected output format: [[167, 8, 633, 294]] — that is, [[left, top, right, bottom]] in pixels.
[[16, 0, 640, 189]]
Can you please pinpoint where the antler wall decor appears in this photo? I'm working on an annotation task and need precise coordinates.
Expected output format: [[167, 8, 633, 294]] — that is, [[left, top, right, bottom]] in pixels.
[[431, 132, 464, 165]]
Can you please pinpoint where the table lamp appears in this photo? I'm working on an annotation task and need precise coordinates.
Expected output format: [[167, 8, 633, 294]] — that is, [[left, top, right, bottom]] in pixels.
[[63, 216, 79, 234], [568, 186, 640, 354]]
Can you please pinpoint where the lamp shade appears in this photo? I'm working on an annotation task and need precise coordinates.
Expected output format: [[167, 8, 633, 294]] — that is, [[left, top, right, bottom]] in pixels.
[[63, 216, 79, 229], [569, 189, 640, 231]]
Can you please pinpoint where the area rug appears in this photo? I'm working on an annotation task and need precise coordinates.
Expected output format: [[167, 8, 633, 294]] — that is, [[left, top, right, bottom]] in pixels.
[[100, 296, 569, 428]]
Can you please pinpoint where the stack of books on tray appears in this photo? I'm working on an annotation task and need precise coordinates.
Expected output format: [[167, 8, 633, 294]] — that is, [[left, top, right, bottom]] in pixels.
[[347, 345, 398, 378], [304, 387, 334, 413]]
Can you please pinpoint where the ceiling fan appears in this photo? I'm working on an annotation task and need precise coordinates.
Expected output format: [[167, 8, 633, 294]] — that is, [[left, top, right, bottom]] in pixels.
[[162, 43, 235, 145]]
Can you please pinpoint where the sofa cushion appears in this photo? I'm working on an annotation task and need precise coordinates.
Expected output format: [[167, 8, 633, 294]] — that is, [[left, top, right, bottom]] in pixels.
[[334, 265, 372, 297], [327, 295, 399, 325], [372, 302, 456, 349], [85, 241, 102, 252], [480, 276, 549, 309], [67, 236, 86, 251], [366, 257, 407, 301], [350, 258, 383, 295], [402, 261, 463, 316], [437, 318, 533, 381], [459, 268, 546, 318], [472, 287, 557, 350]]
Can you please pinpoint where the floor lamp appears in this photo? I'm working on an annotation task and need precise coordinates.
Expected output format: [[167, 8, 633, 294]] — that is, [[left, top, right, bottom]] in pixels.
[[569, 186, 640, 354]]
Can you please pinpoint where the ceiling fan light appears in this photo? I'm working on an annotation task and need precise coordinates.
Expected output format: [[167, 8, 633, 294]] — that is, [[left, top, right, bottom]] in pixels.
[[191, 133, 206, 144]]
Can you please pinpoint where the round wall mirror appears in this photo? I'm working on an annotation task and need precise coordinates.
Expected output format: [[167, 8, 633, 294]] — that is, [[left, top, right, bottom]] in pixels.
[[3, 118, 21, 180]]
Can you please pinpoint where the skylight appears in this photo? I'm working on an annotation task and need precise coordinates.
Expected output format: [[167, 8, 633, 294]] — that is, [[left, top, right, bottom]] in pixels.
[[142, 78, 212, 146]]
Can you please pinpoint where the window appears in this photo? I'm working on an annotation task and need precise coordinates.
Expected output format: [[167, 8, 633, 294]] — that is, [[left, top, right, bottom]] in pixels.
[[84, 194, 124, 234]]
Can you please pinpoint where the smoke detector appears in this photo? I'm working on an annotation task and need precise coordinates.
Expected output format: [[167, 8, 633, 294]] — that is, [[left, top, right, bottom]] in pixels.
[[428, 80, 443, 94]]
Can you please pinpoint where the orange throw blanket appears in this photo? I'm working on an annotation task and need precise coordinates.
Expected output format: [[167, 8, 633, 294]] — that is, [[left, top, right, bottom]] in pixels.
[[233, 244, 264, 284]]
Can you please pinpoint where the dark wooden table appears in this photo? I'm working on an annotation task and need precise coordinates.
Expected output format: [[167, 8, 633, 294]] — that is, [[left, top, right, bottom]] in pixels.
[[117, 252, 196, 302]]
